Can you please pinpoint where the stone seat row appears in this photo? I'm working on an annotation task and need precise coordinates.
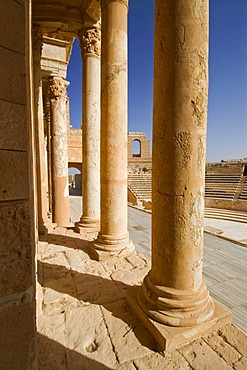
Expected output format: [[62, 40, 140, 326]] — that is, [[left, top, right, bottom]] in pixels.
[[128, 173, 247, 203]]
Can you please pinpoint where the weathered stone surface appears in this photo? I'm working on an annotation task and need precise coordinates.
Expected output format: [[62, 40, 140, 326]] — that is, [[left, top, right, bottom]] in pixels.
[[111, 266, 150, 288], [77, 34, 100, 231], [94, 0, 133, 254], [101, 298, 157, 363], [0, 151, 29, 201], [73, 273, 123, 304], [0, 202, 32, 295], [0, 100, 27, 151], [234, 356, 247, 370], [178, 340, 233, 369], [0, 302, 35, 370], [133, 351, 191, 370], [0, 48, 26, 105], [64, 305, 117, 368], [0, 0, 25, 55], [204, 331, 241, 364], [116, 362, 136, 370], [219, 324, 247, 357]]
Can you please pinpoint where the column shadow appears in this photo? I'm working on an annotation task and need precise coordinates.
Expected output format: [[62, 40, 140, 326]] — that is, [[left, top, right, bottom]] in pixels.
[[37, 333, 113, 369], [37, 260, 157, 352]]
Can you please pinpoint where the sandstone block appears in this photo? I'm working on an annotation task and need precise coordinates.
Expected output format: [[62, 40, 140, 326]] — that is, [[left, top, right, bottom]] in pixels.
[[0, 151, 29, 201], [101, 298, 157, 363], [0, 301, 35, 370], [0, 48, 26, 105], [0, 100, 27, 150], [219, 324, 247, 357], [178, 340, 233, 369], [0, 0, 25, 55], [133, 351, 191, 370], [0, 202, 33, 295]]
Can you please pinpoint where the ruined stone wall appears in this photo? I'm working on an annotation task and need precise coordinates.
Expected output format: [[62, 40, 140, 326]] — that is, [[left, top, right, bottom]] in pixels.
[[206, 160, 246, 175], [68, 129, 152, 172], [68, 127, 82, 165], [0, 1, 36, 367], [128, 132, 152, 171]]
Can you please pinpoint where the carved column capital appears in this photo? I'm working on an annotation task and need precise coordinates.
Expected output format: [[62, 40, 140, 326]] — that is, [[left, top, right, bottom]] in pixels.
[[49, 76, 69, 100], [101, 0, 128, 10], [79, 28, 101, 58]]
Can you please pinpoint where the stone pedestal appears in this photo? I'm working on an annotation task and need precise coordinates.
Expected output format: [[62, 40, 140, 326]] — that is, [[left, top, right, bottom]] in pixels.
[[127, 0, 231, 350], [75, 27, 101, 234], [93, 0, 134, 256], [49, 76, 70, 227]]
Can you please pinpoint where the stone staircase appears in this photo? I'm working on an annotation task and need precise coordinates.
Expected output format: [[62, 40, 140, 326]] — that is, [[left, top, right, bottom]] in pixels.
[[204, 207, 247, 224], [205, 174, 242, 199], [128, 173, 152, 202], [238, 176, 247, 200], [128, 173, 247, 202]]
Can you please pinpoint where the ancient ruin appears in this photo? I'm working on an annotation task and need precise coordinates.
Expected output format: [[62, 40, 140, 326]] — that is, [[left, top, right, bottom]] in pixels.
[[1, 0, 247, 368]]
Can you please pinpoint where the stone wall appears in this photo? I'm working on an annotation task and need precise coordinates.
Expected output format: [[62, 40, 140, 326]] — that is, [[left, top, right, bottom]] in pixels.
[[0, 1, 36, 368], [128, 132, 152, 172], [68, 129, 152, 172], [206, 160, 246, 175], [68, 127, 82, 166]]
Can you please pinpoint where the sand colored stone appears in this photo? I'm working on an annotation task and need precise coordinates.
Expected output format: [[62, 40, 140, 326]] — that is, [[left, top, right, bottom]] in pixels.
[[76, 27, 101, 233], [50, 76, 70, 227], [37, 228, 247, 369], [94, 0, 134, 254]]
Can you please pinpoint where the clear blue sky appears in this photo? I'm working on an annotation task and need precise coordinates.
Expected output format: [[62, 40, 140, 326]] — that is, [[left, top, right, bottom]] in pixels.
[[67, 0, 247, 163]]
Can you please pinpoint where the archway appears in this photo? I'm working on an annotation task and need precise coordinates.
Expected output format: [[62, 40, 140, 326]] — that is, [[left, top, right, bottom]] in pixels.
[[132, 139, 141, 157]]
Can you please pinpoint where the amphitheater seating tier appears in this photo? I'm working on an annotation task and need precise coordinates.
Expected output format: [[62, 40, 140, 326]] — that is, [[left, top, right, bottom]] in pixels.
[[128, 173, 247, 203]]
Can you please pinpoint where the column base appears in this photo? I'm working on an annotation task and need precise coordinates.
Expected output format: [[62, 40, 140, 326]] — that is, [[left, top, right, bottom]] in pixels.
[[75, 217, 99, 235], [126, 286, 232, 351], [92, 233, 135, 260]]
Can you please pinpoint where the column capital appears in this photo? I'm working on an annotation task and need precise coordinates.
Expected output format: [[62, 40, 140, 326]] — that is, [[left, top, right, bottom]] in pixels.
[[101, 0, 128, 9], [78, 27, 101, 58], [49, 76, 69, 100]]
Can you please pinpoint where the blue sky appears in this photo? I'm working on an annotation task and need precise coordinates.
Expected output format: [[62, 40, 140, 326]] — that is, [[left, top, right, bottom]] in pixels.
[[67, 0, 247, 163]]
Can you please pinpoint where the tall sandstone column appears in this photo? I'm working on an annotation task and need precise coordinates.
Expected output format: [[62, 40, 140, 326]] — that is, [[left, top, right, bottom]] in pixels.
[[128, 0, 231, 350], [139, 0, 213, 327], [76, 27, 101, 232], [33, 27, 49, 234], [94, 0, 133, 253], [49, 76, 70, 227]]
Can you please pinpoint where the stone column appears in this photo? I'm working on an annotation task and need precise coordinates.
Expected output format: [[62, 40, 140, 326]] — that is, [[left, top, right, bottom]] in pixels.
[[32, 27, 49, 235], [139, 0, 213, 327], [76, 27, 101, 232], [94, 0, 134, 254], [49, 76, 70, 227], [127, 0, 231, 351]]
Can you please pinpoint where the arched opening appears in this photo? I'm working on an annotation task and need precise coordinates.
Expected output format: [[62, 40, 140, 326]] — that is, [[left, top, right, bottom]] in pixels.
[[132, 139, 141, 157], [68, 166, 82, 196], [68, 166, 82, 224]]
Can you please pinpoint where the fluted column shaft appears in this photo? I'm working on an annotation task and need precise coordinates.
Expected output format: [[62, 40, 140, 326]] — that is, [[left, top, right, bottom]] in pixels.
[[138, 0, 213, 327], [49, 76, 70, 227], [94, 0, 133, 252], [77, 28, 101, 231]]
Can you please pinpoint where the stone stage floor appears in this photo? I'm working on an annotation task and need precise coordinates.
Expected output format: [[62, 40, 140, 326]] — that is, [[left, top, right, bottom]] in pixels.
[[36, 196, 247, 369], [70, 195, 247, 335]]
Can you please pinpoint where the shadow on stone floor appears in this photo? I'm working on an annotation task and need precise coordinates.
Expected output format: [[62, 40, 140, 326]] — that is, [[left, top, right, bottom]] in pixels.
[[37, 333, 113, 370], [37, 260, 158, 352], [42, 233, 98, 260]]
